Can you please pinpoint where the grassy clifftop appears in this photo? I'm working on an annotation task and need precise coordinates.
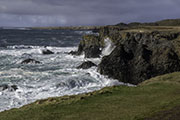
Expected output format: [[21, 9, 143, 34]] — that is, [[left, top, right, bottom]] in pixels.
[[116, 19, 180, 27], [0, 72, 180, 120]]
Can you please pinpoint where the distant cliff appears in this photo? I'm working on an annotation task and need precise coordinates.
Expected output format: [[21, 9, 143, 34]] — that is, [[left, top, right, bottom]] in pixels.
[[116, 19, 180, 27], [31, 26, 101, 31]]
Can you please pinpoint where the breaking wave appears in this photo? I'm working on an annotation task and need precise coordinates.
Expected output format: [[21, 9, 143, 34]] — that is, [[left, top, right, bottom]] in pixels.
[[102, 37, 115, 56], [0, 46, 123, 112]]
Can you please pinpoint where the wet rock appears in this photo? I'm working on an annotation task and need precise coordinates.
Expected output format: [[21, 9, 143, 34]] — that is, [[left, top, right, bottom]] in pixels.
[[74, 25, 180, 84], [98, 32, 180, 85], [56, 80, 80, 89], [0, 84, 18, 91], [68, 51, 79, 55], [0, 84, 8, 91], [42, 49, 54, 55], [77, 61, 97, 69], [10, 85, 18, 91], [84, 45, 101, 58], [77, 35, 102, 58], [21, 58, 41, 64], [56, 82, 66, 88]]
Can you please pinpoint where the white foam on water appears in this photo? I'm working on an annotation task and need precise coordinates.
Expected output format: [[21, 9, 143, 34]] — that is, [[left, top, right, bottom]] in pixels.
[[102, 37, 115, 56], [0, 46, 125, 112]]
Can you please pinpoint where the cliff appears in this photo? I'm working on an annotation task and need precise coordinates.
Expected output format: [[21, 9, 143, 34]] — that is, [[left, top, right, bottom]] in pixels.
[[1, 19, 180, 120], [75, 25, 180, 84], [116, 18, 180, 27]]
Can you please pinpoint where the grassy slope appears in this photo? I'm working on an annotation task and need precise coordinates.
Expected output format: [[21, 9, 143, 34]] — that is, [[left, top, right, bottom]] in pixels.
[[0, 72, 180, 120]]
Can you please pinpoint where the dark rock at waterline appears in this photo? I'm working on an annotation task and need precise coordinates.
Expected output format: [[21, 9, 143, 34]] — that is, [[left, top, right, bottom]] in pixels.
[[11, 85, 18, 91], [56, 80, 81, 89], [77, 61, 97, 69], [21, 58, 41, 64], [0, 84, 18, 91], [77, 35, 102, 58], [42, 49, 54, 55], [68, 50, 79, 55], [0, 84, 8, 91], [74, 25, 180, 84], [98, 41, 180, 85], [84, 45, 101, 58]]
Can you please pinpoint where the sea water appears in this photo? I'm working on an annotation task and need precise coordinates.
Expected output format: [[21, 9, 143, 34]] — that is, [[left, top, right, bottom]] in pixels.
[[0, 28, 122, 112]]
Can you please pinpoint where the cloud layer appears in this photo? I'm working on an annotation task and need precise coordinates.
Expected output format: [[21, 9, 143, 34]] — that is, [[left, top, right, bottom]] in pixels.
[[0, 0, 180, 27]]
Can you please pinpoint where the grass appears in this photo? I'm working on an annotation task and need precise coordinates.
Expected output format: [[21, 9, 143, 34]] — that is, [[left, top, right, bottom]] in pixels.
[[1, 72, 180, 120], [123, 26, 180, 33]]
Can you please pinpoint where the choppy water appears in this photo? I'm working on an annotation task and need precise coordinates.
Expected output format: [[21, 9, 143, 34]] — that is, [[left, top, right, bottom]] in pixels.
[[0, 28, 121, 112]]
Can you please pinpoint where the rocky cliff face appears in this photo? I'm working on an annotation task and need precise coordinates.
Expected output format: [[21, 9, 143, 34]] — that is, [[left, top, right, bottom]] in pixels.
[[76, 26, 180, 84], [75, 35, 102, 58], [98, 31, 180, 84]]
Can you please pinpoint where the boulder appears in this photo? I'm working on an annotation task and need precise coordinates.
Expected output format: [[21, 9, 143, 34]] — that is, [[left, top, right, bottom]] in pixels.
[[0, 84, 18, 91], [0, 84, 8, 91], [11, 85, 18, 91], [77, 61, 97, 69], [42, 49, 54, 55], [68, 51, 79, 55], [21, 58, 41, 64]]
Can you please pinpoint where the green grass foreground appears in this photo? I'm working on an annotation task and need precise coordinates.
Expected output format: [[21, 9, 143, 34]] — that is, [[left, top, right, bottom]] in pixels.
[[1, 72, 180, 120]]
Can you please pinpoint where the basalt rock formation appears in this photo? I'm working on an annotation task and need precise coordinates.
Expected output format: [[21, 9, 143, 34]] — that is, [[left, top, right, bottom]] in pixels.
[[98, 29, 180, 84], [77, 61, 97, 69], [70, 35, 102, 58], [75, 25, 180, 84], [0, 84, 18, 91], [21, 58, 41, 64], [42, 49, 54, 55]]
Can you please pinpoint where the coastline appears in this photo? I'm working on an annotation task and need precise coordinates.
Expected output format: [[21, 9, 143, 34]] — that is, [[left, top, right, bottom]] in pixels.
[[1, 19, 180, 119]]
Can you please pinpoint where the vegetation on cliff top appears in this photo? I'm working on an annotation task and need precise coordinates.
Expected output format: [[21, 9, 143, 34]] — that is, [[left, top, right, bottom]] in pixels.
[[75, 26, 180, 84], [2, 19, 180, 119], [116, 19, 180, 27], [0, 72, 180, 120]]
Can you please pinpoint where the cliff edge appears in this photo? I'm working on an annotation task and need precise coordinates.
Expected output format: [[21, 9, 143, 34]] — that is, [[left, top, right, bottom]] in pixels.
[[74, 25, 180, 84]]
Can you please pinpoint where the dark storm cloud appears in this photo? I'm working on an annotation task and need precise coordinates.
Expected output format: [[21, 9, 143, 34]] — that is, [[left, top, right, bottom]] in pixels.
[[0, 0, 179, 27]]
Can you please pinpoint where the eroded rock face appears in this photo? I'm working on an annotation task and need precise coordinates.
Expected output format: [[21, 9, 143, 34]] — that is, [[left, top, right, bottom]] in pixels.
[[75, 35, 102, 58], [21, 58, 41, 64], [77, 61, 97, 69], [98, 31, 180, 85]]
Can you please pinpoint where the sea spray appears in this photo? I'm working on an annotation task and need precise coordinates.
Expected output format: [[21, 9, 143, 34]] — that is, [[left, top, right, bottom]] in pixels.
[[0, 46, 121, 112], [0, 29, 122, 112], [102, 37, 115, 56]]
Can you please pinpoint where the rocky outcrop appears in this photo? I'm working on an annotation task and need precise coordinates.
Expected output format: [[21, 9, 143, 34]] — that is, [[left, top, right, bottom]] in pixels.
[[72, 24, 180, 84], [42, 49, 54, 55], [98, 30, 180, 84], [77, 61, 97, 69], [21, 58, 41, 64], [75, 35, 102, 58], [0, 84, 18, 91]]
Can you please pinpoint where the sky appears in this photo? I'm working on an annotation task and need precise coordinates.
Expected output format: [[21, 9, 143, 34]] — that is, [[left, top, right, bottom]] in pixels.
[[0, 0, 180, 27]]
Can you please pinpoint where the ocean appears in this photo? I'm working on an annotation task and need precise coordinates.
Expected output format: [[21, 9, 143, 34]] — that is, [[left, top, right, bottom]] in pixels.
[[0, 28, 121, 112]]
